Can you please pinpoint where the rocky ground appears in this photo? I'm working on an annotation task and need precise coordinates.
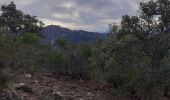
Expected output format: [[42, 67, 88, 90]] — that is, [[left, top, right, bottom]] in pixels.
[[0, 68, 110, 100]]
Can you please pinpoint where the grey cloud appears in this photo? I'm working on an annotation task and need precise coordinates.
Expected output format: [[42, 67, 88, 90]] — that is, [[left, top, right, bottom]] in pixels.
[[0, 0, 146, 32]]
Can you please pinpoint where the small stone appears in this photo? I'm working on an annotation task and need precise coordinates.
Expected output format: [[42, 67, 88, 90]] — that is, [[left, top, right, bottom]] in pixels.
[[87, 92, 94, 97], [53, 91, 73, 100], [19, 83, 25, 86], [25, 74, 32, 78]]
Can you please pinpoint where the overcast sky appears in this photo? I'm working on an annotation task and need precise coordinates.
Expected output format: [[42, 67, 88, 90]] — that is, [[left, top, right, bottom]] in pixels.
[[0, 0, 146, 32]]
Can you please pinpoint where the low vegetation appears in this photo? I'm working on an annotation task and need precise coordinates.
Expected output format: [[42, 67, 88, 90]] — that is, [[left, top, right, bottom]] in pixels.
[[0, 0, 170, 99]]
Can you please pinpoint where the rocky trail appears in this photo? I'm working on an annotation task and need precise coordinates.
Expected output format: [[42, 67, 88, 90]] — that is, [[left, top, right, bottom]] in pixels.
[[1, 68, 108, 100]]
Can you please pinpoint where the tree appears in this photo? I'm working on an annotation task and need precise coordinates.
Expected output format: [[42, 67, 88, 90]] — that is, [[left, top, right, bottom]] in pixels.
[[23, 14, 44, 33], [0, 1, 44, 35], [96, 0, 170, 99], [0, 1, 23, 34], [139, 0, 170, 32], [114, 15, 145, 40], [121, 15, 140, 33], [108, 23, 119, 38], [139, 0, 170, 71]]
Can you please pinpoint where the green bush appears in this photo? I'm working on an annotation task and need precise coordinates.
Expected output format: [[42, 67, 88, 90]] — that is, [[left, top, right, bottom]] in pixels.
[[79, 45, 92, 61], [0, 30, 51, 74], [63, 45, 92, 79], [65, 51, 89, 79], [17, 44, 52, 73], [49, 44, 91, 79], [49, 51, 66, 74], [89, 34, 154, 97], [22, 33, 40, 44], [51, 51, 66, 65], [0, 31, 20, 67]]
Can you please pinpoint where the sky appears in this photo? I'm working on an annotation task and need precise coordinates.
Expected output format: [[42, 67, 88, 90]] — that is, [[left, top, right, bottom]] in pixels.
[[0, 0, 146, 32]]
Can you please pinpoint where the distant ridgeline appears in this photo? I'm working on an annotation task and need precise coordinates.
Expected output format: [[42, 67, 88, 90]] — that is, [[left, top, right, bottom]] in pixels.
[[41, 25, 106, 45]]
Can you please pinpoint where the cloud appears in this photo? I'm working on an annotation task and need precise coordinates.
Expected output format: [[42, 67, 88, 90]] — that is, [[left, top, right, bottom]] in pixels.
[[0, 0, 147, 32]]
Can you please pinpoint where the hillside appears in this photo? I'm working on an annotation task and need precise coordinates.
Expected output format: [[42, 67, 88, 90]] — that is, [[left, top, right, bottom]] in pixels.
[[42, 25, 105, 45]]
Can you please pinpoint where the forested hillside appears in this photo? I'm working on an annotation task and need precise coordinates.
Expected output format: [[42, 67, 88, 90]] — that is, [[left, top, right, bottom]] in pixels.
[[0, 0, 170, 100], [42, 25, 104, 44]]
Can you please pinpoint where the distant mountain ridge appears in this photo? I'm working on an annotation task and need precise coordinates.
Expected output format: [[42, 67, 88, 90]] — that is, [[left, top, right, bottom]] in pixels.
[[41, 25, 105, 45]]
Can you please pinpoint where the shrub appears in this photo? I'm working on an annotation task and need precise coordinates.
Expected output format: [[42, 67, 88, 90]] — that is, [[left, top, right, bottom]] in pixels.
[[51, 52, 66, 64], [49, 44, 91, 79], [22, 33, 40, 44], [0, 30, 20, 68], [65, 50, 89, 79], [89, 34, 153, 97], [49, 51, 67, 74], [0, 30, 51, 73], [17, 44, 52, 73], [79, 45, 92, 61]]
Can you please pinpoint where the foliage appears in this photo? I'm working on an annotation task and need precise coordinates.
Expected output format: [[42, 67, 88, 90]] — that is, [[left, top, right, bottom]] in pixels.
[[89, 0, 170, 99], [22, 33, 41, 44], [51, 52, 66, 65], [0, 31, 9, 91], [0, 0, 170, 99], [51, 41, 92, 79], [139, 0, 170, 33], [0, 31, 20, 67], [0, 30, 51, 73], [56, 37, 68, 49], [0, 1, 44, 34], [17, 40, 53, 73]]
